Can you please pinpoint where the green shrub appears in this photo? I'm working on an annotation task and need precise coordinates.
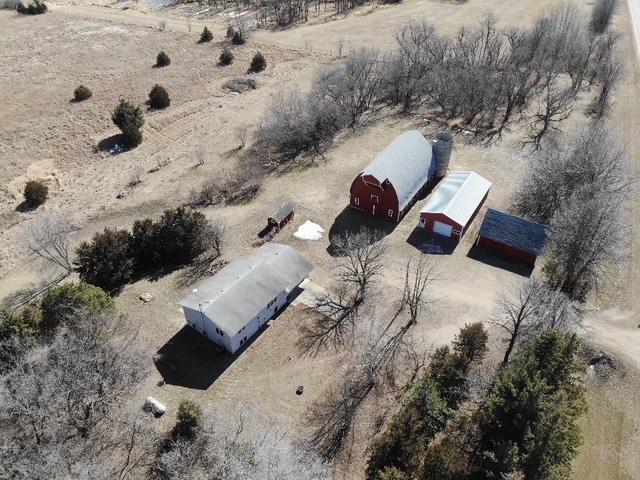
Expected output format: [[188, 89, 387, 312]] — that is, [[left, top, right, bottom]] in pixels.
[[200, 26, 213, 43], [40, 282, 114, 331], [175, 400, 203, 438], [231, 30, 245, 45], [131, 208, 210, 271], [148, 84, 170, 109], [111, 99, 145, 148], [218, 48, 234, 66], [74, 228, 135, 292], [73, 85, 92, 101], [0, 305, 41, 341], [156, 51, 171, 67], [23, 180, 48, 207], [248, 52, 266, 73]]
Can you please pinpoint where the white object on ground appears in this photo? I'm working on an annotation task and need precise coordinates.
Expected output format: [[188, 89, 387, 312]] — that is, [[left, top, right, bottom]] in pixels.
[[145, 396, 166, 415], [139, 293, 154, 303], [294, 221, 325, 240]]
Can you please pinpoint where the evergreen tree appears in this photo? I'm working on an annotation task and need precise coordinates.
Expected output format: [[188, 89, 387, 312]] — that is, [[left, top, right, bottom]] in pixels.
[[248, 52, 267, 73], [200, 26, 213, 43], [475, 332, 586, 480]]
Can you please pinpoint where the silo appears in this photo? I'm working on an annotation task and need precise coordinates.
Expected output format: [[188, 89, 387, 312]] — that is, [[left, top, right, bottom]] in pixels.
[[432, 132, 453, 178]]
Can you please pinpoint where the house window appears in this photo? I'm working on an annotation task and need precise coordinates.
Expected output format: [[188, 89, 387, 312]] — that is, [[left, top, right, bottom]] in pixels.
[[354, 197, 359, 206], [371, 194, 379, 203], [388, 209, 394, 217]]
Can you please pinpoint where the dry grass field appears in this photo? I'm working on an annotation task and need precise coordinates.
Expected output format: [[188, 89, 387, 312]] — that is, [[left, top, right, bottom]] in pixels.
[[2, 0, 640, 478]]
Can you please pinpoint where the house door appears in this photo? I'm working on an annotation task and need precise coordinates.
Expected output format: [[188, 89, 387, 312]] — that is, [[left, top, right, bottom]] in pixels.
[[433, 221, 453, 237]]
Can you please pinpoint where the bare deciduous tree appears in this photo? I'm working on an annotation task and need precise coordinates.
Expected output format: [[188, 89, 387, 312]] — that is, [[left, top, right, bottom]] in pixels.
[[543, 187, 628, 299], [589, 53, 623, 119], [524, 78, 575, 149], [332, 228, 387, 301], [514, 122, 632, 224], [22, 213, 74, 274], [492, 278, 581, 367], [314, 48, 382, 128], [0, 309, 150, 478], [590, 0, 619, 34]]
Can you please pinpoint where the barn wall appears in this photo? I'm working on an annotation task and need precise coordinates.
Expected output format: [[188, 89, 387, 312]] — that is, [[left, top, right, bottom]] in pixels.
[[350, 175, 401, 222], [419, 212, 464, 240], [419, 191, 488, 241], [477, 236, 537, 265]]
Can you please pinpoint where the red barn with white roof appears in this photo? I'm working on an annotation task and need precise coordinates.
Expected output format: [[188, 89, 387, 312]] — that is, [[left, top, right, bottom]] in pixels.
[[419, 171, 491, 241]]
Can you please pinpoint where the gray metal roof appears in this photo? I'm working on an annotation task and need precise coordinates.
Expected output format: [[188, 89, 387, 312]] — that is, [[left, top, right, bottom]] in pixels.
[[179, 243, 313, 337], [271, 201, 294, 223], [479, 209, 548, 255], [362, 130, 436, 210]]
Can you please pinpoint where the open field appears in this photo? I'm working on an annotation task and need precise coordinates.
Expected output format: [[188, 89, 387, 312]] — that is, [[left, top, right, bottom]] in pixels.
[[1, 0, 640, 478]]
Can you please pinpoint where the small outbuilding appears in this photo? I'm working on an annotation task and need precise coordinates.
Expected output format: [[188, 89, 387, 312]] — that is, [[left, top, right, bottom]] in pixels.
[[179, 243, 313, 354], [350, 131, 436, 222], [268, 201, 294, 231], [419, 171, 491, 241], [476, 209, 548, 266]]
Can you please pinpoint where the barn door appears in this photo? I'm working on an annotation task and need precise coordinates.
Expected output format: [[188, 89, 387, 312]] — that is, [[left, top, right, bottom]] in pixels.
[[371, 195, 379, 215]]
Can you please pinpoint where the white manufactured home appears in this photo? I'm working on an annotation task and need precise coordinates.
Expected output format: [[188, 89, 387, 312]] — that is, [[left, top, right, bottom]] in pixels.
[[179, 243, 313, 354]]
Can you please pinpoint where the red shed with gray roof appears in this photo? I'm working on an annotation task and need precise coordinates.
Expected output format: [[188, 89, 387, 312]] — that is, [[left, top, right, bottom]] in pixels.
[[476, 209, 548, 266], [350, 131, 436, 222]]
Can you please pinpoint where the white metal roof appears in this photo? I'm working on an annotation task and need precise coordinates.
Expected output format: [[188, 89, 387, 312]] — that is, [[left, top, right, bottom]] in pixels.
[[179, 243, 313, 337], [361, 130, 436, 210], [420, 171, 492, 226]]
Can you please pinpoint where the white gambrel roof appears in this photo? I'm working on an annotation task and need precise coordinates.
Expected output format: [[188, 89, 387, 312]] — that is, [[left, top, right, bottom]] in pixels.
[[179, 243, 313, 337], [421, 171, 492, 226], [362, 130, 436, 210]]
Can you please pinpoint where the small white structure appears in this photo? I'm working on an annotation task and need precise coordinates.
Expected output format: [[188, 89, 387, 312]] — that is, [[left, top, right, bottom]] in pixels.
[[145, 396, 166, 416], [179, 243, 313, 354], [419, 171, 492, 241]]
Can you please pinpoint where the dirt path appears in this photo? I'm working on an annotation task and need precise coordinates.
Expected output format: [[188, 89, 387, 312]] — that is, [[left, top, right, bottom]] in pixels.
[[627, 0, 640, 54]]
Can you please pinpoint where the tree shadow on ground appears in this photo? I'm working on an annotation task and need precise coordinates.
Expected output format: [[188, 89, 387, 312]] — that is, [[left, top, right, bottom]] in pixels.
[[327, 207, 398, 257], [96, 133, 126, 154], [154, 324, 269, 390], [406, 227, 458, 255], [15, 201, 38, 213], [466, 244, 534, 277]]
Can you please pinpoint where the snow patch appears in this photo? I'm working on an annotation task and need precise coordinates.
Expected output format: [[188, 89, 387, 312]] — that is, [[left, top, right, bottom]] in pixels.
[[294, 221, 325, 241]]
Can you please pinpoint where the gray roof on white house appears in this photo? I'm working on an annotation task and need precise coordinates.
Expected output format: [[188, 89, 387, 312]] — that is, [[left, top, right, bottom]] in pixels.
[[362, 130, 436, 210], [179, 243, 313, 337]]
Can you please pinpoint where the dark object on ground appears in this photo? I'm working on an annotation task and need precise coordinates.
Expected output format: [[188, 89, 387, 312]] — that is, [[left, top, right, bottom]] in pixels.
[[248, 52, 266, 73], [148, 84, 170, 109], [23, 180, 48, 208], [17, 0, 47, 15], [200, 26, 213, 43], [231, 30, 245, 45], [219, 48, 234, 66], [156, 51, 171, 67], [73, 85, 92, 102], [223, 77, 257, 93], [296, 385, 304, 395], [226, 25, 236, 39], [111, 99, 145, 148]]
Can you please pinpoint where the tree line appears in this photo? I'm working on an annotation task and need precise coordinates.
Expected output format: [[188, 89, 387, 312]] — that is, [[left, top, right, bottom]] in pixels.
[[255, 3, 622, 162]]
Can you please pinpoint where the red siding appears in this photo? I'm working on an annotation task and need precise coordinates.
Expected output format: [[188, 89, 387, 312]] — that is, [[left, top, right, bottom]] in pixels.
[[350, 175, 401, 222], [477, 236, 538, 266], [419, 213, 464, 241], [419, 192, 488, 241]]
